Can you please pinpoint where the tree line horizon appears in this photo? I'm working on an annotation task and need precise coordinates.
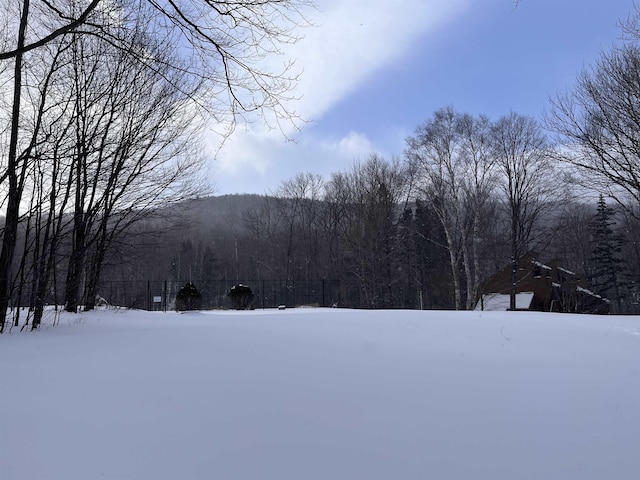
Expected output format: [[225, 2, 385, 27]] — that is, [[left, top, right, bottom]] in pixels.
[[108, 146, 634, 315]]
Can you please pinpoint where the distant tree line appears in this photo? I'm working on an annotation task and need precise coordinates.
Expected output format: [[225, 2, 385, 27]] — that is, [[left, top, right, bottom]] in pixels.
[[108, 123, 640, 313], [108, 91, 639, 312]]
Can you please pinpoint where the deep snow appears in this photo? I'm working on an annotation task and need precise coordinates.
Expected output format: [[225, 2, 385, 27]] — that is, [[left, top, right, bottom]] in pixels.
[[1, 307, 639, 479]]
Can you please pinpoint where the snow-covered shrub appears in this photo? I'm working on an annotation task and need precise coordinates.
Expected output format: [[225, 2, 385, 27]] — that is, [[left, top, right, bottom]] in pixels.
[[176, 282, 202, 311], [227, 284, 254, 310]]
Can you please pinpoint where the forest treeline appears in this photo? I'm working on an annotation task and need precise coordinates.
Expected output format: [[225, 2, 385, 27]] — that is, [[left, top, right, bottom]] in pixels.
[[4, 2, 640, 330], [109, 135, 640, 314]]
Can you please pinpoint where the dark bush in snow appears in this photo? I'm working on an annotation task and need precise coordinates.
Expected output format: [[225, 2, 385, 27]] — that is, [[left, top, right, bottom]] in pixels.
[[228, 284, 254, 310], [176, 282, 202, 311]]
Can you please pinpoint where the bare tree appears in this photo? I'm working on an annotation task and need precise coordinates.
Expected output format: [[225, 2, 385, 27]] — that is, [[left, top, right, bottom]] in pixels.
[[406, 108, 466, 309], [57, 23, 206, 313], [546, 200, 596, 277], [270, 173, 325, 283], [1, 0, 310, 128], [458, 113, 497, 308], [0, 0, 31, 332], [492, 112, 553, 310], [333, 155, 411, 308], [0, 0, 310, 329], [319, 171, 352, 285], [547, 20, 640, 215], [406, 108, 497, 309], [0, 1, 102, 60], [243, 194, 283, 281]]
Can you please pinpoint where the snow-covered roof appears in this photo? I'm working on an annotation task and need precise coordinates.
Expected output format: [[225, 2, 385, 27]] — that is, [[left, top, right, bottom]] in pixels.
[[532, 260, 552, 270], [577, 286, 611, 303], [475, 292, 535, 311], [558, 267, 576, 276]]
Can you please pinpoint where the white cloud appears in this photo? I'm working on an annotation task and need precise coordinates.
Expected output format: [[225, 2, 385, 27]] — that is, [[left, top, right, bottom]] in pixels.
[[286, 0, 472, 121], [210, 0, 474, 193], [211, 129, 386, 194], [207, 128, 272, 177], [332, 131, 375, 158]]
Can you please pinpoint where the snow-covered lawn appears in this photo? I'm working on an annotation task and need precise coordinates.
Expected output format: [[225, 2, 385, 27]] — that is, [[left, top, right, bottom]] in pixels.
[[1, 308, 639, 479]]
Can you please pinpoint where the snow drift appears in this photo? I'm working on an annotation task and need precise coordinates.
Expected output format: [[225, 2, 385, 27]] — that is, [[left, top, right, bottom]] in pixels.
[[1, 308, 639, 479]]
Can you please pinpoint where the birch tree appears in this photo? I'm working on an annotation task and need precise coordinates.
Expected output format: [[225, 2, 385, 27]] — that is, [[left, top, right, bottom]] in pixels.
[[458, 113, 496, 308], [406, 108, 466, 309], [406, 108, 497, 310]]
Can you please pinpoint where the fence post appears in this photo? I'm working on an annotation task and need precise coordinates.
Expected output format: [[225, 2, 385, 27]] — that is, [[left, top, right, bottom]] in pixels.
[[164, 280, 167, 312]]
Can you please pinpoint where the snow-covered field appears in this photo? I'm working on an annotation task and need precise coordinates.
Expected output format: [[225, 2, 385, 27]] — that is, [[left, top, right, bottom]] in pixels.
[[1, 307, 639, 480]]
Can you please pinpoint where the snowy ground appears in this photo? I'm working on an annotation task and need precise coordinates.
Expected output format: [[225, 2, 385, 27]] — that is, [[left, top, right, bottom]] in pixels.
[[1, 307, 639, 480]]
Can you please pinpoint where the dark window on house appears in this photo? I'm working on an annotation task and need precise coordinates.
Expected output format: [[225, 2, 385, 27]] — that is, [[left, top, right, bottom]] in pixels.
[[533, 264, 541, 278]]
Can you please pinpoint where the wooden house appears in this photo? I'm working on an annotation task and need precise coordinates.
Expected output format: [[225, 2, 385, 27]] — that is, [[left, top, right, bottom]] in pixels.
[[477, 252, 610, 314]]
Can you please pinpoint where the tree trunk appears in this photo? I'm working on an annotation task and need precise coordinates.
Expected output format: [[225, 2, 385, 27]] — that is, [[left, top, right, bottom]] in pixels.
[[0, 0, 29, 332], [64, 204, 87, 313], [84, 227, 109, 311], [443, 225, 462, 311], [510, 212, 519, 311]]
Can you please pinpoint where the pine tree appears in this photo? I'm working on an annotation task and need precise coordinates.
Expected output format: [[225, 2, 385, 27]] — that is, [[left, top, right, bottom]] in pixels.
[[397, 206, 419, 309], [589, 195, 629, 312], [414, 199, 453, 309]]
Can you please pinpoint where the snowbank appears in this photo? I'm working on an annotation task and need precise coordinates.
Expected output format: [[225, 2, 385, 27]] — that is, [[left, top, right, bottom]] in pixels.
[[1, 308, 639, 479]]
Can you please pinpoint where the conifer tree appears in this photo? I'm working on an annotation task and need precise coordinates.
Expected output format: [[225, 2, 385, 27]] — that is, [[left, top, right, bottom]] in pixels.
[[590, 195, 629, 312]]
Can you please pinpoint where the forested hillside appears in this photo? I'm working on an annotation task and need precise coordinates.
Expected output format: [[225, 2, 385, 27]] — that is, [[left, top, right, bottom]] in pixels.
[[101, 168, 640, 313]]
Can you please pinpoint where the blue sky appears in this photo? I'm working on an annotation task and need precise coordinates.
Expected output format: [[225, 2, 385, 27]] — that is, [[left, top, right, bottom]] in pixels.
[[210, 0, 635, 195]]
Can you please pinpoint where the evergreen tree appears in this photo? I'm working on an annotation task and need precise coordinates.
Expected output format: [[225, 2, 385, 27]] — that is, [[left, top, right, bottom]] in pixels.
[[589, 195, 629, 312], [414, 199, 454, 309], [397, 206, 419, 308]]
